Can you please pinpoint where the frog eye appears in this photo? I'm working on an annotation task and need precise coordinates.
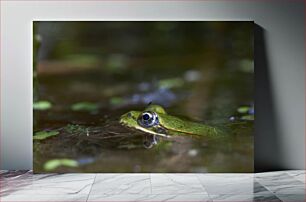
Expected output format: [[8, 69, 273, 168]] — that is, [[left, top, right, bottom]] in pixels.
[[138, 111, 159, 128]]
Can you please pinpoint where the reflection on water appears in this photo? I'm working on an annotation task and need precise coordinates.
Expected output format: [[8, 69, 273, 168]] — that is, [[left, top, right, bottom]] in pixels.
[[33, 22, 254, 173]]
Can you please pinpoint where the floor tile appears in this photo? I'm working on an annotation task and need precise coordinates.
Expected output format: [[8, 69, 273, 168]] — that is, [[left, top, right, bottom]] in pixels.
[[256, 173, 305, 195], [286, 170, 305, 183], [253, 181, 268, 192], [88, 194, 141, 202], [254, 181, 274, 194], [253, 193, 282, 202], [141, 194, 211, 202], [1, 171, 48, 196], [0, 194, 88, 202], [211, 194, 283, 202], [255, 171, 293, 180], [197, 174, 254, 195], [90, 174, 151, 195], [1, 170, 305, 202], [275, 194, 305, 202], [88, 194, 211, 202], [150, 174, 207, 195], [1, 173, 96, 196], [0, 170, 9, 175], [252, 181, 282, 201], [210, 194, 254, 201]]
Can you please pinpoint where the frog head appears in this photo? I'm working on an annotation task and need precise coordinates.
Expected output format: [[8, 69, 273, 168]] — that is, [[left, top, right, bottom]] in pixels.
[[119, 105, 168, 136]]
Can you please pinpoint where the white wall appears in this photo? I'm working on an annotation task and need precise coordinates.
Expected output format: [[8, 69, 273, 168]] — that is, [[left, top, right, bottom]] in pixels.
[[1, 0, 304, 170]]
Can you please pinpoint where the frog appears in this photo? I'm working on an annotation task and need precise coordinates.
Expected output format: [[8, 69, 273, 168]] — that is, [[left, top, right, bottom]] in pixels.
[[120, 104, 223, 148]]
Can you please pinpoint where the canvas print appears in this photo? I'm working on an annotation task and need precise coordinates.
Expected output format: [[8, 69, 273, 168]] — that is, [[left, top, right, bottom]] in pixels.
[[33, 21, 254, 173]]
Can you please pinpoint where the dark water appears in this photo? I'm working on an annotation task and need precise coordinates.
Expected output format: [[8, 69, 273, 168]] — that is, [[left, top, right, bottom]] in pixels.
[[33, 21, 254, 173]]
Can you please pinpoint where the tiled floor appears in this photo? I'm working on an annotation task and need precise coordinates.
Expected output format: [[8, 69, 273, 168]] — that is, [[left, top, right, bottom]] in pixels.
[[0, 170, 305, 201]]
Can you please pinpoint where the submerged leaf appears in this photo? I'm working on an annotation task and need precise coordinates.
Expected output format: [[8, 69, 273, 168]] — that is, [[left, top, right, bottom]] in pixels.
[[71, 102, 98, 112], [64, 54, 99, 67], [33, 101, 52, 111], [241, 115, 254, 121], [106, 54, 128, 72], [44, 159, 78, 171], [64, 124, 87, 134], [237, 106, 250, 114], [33, 131, 59, 140]]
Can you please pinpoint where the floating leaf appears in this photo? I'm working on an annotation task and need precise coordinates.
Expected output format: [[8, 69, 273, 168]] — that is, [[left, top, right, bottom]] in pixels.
[[241, 115, 254, 121], [184, 70, 201, 82], [239, 59, 254, 73], [158, 78, 184, 89], [64, 54, 99, 67], [33, 101, 52, 111], [33, 131, 59, 140], [106, 54, 128, 72], [110, 97, 124, 106], [44, 159, 78, 171], [71, 102, 98, 112], [237, 106, 250, 114]]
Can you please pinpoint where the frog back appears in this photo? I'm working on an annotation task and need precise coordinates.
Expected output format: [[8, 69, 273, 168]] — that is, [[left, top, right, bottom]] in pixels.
[[158, 113, 222, 137]]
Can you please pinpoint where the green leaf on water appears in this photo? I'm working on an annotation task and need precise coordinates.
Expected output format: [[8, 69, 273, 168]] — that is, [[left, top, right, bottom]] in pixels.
[[241, 115, 254, 121], [239, 59, 254, 73], [33, 131, 59, 140], [237, 106, 250, 114], [44, 159, 78, 171], [110, 97, 124, 106], [71, 102, 98, 112], [33, 101, 52, 111]]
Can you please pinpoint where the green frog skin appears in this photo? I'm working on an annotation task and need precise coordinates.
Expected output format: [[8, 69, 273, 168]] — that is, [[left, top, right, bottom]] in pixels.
[[120, 105, 223, 138]]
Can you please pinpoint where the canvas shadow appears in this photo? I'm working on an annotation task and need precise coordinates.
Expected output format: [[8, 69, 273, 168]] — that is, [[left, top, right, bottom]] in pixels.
[[254, 24, 285, 172]]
